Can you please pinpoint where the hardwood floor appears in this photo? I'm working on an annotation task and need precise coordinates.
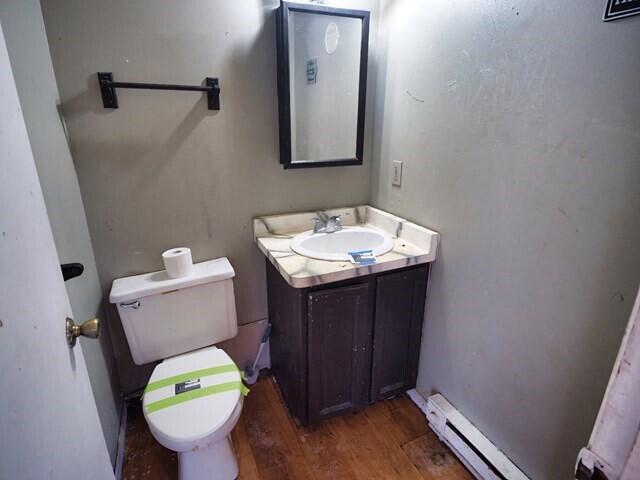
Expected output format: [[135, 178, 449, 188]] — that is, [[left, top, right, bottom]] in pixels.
[[122, 375, 472, 480]]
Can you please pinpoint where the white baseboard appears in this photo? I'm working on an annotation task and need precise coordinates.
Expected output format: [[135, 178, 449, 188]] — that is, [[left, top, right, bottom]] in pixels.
[[407, 388, 430, 415], [406, 389, 529, 480]]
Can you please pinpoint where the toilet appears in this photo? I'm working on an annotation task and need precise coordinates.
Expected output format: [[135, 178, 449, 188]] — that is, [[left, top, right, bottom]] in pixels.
[[109, 257, 243, 480]]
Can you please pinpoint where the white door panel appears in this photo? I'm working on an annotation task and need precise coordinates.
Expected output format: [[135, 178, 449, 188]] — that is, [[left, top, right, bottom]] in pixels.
[[0, 20, 114, 480]]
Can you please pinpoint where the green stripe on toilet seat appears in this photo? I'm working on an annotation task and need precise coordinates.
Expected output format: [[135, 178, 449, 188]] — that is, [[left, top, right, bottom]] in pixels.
[[144, 364, 239, 393], [145, 380, 249, 414]]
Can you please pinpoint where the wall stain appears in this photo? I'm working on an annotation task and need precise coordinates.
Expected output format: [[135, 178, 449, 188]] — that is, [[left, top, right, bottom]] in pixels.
[[610, 292, 625, 303]]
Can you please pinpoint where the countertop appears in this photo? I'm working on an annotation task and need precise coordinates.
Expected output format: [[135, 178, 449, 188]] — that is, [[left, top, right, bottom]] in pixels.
[[253, 206, 439, 288]]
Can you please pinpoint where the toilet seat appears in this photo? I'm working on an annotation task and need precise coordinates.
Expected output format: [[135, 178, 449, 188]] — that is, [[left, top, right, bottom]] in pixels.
[[143, 346, 243, 452]]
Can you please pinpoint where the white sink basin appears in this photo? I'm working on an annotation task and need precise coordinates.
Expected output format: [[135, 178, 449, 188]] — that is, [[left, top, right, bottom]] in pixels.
[[290, 226, 394, 261]]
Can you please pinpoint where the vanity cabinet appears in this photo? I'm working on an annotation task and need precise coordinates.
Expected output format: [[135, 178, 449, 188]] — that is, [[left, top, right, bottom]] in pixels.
[[370, 268, 428, 402], [266, 260, 429, 426], [308, 282, 374, 423]]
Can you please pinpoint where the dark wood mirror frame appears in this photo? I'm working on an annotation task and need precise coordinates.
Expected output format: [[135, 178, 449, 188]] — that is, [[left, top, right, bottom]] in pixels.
[[276, 1, 370, 169]]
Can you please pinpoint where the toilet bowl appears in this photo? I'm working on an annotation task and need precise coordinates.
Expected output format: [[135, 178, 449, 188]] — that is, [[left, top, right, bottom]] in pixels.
[[143, 347, 244, 480], [110, 257, 243, 480]]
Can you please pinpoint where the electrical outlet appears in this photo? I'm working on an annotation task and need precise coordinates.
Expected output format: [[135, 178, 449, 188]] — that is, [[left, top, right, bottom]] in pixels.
[[392, 161, 403, 187]]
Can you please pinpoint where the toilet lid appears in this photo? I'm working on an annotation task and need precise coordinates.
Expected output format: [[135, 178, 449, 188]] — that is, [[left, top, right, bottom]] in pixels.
[[143, 346, 244, 444]]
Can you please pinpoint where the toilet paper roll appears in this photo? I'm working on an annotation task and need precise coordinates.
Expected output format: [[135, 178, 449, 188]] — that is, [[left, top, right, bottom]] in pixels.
[[162, 247, 193, 279]]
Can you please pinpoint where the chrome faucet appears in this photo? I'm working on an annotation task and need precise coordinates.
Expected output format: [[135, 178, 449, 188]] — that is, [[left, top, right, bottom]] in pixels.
[[312, 213, 343, 234]]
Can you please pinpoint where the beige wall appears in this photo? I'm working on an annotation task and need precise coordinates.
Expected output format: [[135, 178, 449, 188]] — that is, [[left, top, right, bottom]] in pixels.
[[40, 0, 377, 392], [372, 1, 640, 477], [0, 0, 121, 464]]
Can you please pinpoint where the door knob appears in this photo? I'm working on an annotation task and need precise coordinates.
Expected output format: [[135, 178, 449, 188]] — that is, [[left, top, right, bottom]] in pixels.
[[66, 317, 100, 347]]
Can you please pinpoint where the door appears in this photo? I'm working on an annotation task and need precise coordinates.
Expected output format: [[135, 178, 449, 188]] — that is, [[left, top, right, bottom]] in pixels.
[[308, 282, 373, 423], [371, 266, 428, 402], [575, 286, 640, 480], [0, 22, 114, 480]]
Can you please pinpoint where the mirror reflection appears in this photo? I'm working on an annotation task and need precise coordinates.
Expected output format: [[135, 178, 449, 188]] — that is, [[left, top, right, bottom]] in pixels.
[[290, 12, 361, 162], [277, 3, 370, 168]]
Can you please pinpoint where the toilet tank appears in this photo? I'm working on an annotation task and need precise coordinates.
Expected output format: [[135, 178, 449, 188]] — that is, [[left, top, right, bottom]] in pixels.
[[109, 257, 237, 365]]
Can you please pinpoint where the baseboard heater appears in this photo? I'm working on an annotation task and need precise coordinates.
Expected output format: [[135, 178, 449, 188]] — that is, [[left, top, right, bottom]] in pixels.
[[407, 391, 530, 480]]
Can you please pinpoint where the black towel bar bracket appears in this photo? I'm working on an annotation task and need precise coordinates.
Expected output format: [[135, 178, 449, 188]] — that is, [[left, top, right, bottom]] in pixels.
[[97, 72, 220, 110]]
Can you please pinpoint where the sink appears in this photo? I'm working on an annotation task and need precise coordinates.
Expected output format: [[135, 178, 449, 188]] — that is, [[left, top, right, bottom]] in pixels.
[[290, 226, 394, 261]]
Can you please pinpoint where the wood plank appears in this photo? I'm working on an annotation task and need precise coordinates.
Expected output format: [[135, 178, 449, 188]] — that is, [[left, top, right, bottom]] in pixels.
[[403, 433, 474, 480], [296, 420, 359, 480], [122, 401, 177, 480], [122, 376, 473, 480], [335, 409, 424, 480], [230, 410, 260, 480], [242, 378, 315, 480], [263, 372, 359, 480], [386, 395, 430, 443], [362, 398, 428, 453]]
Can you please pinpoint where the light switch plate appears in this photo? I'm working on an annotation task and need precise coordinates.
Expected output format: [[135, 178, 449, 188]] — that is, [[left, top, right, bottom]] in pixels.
[[392, 160, 403, 187]]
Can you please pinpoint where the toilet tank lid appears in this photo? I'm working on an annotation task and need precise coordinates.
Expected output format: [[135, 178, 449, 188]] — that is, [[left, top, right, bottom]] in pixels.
[[109, 257, 235, 304]]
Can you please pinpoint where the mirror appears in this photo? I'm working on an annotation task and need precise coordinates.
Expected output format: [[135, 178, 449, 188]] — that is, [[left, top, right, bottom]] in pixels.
[[276, 2, 370, 168]]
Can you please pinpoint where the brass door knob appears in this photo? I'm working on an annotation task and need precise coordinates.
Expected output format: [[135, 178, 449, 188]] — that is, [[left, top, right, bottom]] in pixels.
[[66, 317, 100, 347]]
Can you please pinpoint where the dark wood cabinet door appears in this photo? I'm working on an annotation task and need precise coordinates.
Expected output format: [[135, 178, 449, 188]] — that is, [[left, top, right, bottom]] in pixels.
[[307, 282, 373, 423], [371, 266, 429, 402]]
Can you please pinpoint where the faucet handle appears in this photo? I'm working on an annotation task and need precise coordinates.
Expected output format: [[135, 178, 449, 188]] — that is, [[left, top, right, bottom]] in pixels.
[[312, 217, 324, 233], [325, 215, 343, 233]]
